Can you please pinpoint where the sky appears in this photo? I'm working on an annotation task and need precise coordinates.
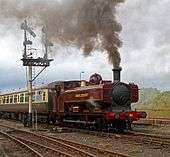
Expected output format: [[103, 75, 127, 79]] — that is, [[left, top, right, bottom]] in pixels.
[[0, 0, 170, 92]]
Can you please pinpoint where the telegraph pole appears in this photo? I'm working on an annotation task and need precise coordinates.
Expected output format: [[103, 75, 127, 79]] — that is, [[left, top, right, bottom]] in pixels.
[[21, 20, 53, 127]]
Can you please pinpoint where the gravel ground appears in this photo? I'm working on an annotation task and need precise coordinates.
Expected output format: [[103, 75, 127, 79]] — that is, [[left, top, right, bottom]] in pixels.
[[0, 144, 8, 157], [0, 119, 170, 157], [45, 131, 170, 157]]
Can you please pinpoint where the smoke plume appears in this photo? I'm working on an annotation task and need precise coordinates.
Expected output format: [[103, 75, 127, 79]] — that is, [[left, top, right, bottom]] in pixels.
[[0, 0, 124, 68]]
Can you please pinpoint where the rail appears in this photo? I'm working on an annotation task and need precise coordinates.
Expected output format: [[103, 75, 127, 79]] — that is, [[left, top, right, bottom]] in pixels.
[[133, 118, 170, 125], [51, 126, 170, 147], [0, 131, 43, 157], [0, 124, 130, 157]]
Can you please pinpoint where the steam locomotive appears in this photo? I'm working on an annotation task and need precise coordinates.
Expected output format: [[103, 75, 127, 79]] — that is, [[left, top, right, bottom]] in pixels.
[[0, 67, 146, 131]]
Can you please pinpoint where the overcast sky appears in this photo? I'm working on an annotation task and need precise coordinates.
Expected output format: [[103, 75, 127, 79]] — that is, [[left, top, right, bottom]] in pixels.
[[0, 0, 170, 92]]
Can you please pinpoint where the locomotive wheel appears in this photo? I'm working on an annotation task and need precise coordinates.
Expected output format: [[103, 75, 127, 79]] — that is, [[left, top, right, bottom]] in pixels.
[[48, 114, 57, 124], [95, 118, 105, 131], [114, 120, 126, 132], [57, 116, 64, 127], [128, 121, 133, 130]]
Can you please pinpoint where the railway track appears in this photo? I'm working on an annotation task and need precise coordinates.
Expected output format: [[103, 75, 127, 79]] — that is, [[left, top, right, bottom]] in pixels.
[[48, 125, 170, 147], [43, 129, 170, 147], [39, 132, 129, 157], [120, 131, 170, 147], [133, 118, 170, 126], [0, 131, 43, 157], [0, 124, 130, 157], [0, 130, 75, 157]]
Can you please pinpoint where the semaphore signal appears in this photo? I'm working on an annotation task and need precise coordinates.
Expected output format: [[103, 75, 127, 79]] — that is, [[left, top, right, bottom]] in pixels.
[[21, 20, 53, 127]]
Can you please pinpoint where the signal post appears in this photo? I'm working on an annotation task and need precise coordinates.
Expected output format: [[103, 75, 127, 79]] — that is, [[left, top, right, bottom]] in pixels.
[[28, 65, 32, 125], [21, 20, 53, 127]]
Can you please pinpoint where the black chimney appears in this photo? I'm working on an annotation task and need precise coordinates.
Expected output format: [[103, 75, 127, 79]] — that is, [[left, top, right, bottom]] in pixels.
[[112, 67, 122, 82]]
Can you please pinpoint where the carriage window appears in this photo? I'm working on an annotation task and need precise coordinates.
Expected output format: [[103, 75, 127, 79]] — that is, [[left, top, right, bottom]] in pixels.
[[4, 96, 6, 104], [17, 94, 20, 103], [43, 91, 46, 101], [14, 95, 17, 103], [20, 93, 24, 103], [38, 91, 42, 95], [35, 90, 42, 102], [25, 93, 28, 102], [6, 96, 9, 103], [3, 97, 5, 104], [10, 95, 13, 103]]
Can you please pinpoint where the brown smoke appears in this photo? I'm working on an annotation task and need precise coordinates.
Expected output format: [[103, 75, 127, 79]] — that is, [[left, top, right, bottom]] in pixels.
[[0, 0, 124, 68]]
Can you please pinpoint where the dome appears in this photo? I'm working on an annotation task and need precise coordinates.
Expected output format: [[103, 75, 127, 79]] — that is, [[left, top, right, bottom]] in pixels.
[[89, 73, 102, 85]]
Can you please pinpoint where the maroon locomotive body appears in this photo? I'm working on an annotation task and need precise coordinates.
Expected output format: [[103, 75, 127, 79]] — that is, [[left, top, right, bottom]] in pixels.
[[49, 69, 146, 131]]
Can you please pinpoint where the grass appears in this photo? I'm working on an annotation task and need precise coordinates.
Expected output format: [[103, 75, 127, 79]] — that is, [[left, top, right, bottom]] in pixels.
[[132, 88, 170, 119]]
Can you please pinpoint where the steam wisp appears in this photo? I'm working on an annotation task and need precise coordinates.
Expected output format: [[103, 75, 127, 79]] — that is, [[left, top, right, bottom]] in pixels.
[[0, 0, 124, 68]]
